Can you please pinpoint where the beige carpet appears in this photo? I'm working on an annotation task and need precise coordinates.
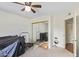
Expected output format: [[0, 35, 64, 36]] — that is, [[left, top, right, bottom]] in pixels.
[[39, 42, 48, 49], [20, 45, 73, 57]]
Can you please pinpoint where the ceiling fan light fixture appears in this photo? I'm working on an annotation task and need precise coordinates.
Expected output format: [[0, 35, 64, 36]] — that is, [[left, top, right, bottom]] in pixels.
[[25, 6, 31, 12]]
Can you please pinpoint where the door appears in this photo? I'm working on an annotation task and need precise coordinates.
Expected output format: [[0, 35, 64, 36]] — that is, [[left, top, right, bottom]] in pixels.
[[32, 24, 39, 42]]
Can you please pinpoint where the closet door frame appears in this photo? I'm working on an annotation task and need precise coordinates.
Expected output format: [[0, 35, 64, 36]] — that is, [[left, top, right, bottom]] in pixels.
[[32, 21, 48, 43]]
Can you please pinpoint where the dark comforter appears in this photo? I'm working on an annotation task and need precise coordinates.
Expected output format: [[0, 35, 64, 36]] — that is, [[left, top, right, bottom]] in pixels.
[[0, 35, 25, 57]]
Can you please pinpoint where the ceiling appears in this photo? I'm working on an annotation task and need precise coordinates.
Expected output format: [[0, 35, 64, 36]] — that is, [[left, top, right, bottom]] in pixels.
[[0, 2, 79, 19]]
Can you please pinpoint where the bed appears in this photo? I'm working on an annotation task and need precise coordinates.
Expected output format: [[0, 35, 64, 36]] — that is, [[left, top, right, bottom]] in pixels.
[[0, 35, 25, 57]]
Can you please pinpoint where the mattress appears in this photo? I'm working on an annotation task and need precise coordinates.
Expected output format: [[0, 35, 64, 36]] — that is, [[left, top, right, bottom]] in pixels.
[[0, 35, 18, 50], [0, 35, 26, 57]]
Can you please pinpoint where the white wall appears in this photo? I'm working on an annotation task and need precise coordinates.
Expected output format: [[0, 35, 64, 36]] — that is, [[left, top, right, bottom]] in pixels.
[[31, 14, 73, 48], [31, 10, 76, 48], [50, 10, 76, 48], [50, 15, 65, 48], [76, 15, 79, 57], [32, 16, 49, 23], [0, 10, 32, 42], [0, 8, 77, 49]]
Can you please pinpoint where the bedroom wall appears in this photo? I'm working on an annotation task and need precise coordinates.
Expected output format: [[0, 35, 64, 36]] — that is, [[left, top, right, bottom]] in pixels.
[[31, 12, 75, 48], [50, 15, 65, 48], [76, 16, 79, 57], [0, 8, 77, 49], [0, 10, 32, 42], [32, 16, 49, 23], [50, 10, 75, 48], [31, 10, 76, 48]]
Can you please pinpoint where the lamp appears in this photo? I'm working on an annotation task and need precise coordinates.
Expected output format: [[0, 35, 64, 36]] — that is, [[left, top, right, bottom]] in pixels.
[[25, 6, 31, 12]]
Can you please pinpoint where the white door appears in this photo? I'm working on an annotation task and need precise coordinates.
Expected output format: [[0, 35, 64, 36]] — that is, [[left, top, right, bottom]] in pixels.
[[33, 24, 38, 42]]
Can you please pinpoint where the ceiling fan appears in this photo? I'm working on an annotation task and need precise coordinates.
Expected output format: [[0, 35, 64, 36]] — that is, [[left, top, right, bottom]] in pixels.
[[13, 2, 42, 13]]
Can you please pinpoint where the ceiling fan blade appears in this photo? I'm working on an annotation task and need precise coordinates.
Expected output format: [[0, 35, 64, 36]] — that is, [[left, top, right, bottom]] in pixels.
[[13, 2, 25, 5], [21, 8, 25, 11], [32, 5, 41, 8], [31, 8, 36, 13]]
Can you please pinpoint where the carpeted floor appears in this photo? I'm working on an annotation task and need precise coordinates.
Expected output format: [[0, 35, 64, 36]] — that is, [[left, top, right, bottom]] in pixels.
[[20, 45, 73, 57]]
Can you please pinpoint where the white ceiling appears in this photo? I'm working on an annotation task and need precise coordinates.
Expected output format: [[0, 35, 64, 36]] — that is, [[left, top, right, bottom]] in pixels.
[[0, 2, 79, 19]]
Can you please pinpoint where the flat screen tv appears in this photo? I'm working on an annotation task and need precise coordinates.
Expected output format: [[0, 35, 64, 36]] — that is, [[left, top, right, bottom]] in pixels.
[[40, 32, 48, 41]]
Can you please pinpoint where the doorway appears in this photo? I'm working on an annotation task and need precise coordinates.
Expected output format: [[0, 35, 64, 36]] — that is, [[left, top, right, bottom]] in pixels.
[[32, 21, 48, 49], [65, 18, 74, 53]]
